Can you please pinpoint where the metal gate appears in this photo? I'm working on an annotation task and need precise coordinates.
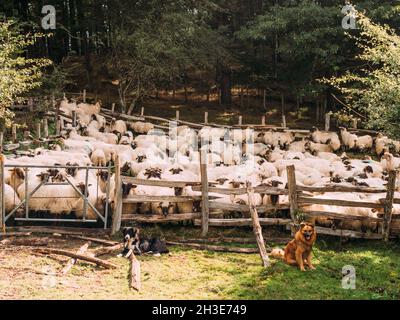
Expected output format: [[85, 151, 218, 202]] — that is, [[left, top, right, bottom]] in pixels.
[[1, 163, 113, 229]]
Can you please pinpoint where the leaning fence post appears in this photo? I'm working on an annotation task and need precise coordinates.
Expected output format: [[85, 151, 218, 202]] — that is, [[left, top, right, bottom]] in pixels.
[[325, 113, 331, 131], [111, 155, 122, 235], [287, 165, 299, 234], [383, 170, 396, 241], [0, 154, 5, 233], [246, 182, 270, 267], [200, 150, 209, 236]]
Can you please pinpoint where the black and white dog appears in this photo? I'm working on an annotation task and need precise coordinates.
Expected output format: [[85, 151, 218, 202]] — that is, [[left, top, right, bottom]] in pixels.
[[118, 227, 169, 258]]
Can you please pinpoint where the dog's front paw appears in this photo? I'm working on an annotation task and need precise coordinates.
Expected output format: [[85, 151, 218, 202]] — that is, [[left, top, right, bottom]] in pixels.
[[308, 265, 316, 270], [300, 267, 306, 272]]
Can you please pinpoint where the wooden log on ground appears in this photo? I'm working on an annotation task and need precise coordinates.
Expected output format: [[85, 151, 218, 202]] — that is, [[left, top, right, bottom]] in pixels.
[[129, 253, 141, 291], [93, 243, 124, 257], [166, 241, 262, 254], [0, 232, 32, 238], [60, 242, 91, 275], [247, 182, 270, 267], [34, 248, 117, 269], [67, 235, 118, 246], [1, 237, 50, 246]]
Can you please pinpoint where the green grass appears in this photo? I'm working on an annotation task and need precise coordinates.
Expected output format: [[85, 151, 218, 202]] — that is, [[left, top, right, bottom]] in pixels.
[[2, 226, 398, 300]]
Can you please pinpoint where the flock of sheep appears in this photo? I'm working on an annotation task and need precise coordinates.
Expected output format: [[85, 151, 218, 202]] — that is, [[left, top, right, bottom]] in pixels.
[[3, 98, 400, 233]]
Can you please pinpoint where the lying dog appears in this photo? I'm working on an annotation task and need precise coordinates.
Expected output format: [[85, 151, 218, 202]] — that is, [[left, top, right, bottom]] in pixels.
[[270, 222, 317, 271], [118, 227, 169, 258]]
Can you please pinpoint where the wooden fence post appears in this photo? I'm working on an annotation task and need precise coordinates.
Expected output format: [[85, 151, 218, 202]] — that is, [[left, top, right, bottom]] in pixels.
[[383, 170, 396, 241], [43, 119, 49, 138], [0, 132, 3, 154], [0, 154, 5, 233], [36, 122, 41, 139], [287, 165, 298, 223], [263, 89, 266, 110], [140, 107, 144, 116], [204, 111, 208, 124], [261, 115, 266, 126], [72, 110, 77, 127], [200, 150, 209, 237], [111, 155, 123, 235], [111, 103, 115, 113], [325, 113, 330, 131], [282, 115, 286, 128], [176, 110, 180, 121], [247, 182, 270, 267], [238, 115, 242, 126], [352, 118, 358, 129], [12, 124, 17, 143], [83, 89, 87, 103], [28, 98, 33, 112]]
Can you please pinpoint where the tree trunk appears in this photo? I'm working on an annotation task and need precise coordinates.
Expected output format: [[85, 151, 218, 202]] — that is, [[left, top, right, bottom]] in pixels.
[[217, 64, 232, 107]]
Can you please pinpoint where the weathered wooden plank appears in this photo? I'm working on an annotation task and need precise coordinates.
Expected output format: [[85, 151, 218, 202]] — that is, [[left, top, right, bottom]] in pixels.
[[194, 218, 291, 227], [302, 210, 383, 223], [121, 176, 201, 187], [298, 196, 382, 209], [297, 185, 386, 194], [208, 201, 290, 213], [121, 213, 200, 222], [123, 195, 203, 203]]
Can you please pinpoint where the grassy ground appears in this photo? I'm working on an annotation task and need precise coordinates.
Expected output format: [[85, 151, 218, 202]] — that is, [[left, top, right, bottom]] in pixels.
[[1, 226, 399, 300]]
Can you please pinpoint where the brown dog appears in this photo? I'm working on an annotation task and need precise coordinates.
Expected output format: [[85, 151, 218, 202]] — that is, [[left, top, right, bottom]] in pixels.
[[284, 222, 317, 271]]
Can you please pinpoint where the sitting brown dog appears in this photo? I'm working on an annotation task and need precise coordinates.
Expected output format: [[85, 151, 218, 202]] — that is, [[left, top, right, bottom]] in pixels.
[[284, 222, 317, 271]]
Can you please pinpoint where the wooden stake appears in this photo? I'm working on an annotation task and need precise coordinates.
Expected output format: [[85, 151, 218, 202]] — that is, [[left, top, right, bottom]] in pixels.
[[325, 113, 330, 132], [36, 123, 41, 139], [129, 253, 141, 291], [282, 115, 286, 128], [140, 107, 144, 116], [0, 154, 5, 233], [12, 124, 17, 143], [60, 242, 91, 275], [83, 89, 87, 103], [0, 132, 3, 154], [28, 98, 34, 112], [238, 115, 242, 125], [111, 103, 115, 113], [286, 165, 298, 223], [43, 119, 49, 138], [261, 115, 266, 125], [200, 150, 209, 237], [263, 89, 266, 109], [204, 111, 208, 124], [352, 118, 358, 129], [383, 170, 396, 241], [176, 110, 180, 121], [246, 182, 270, 267], [111, 155, 122, 235], [72, 111, 77, 127]]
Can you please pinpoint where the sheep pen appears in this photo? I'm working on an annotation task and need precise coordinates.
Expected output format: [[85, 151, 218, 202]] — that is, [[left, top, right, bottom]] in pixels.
[[1, 97, 400, 299]]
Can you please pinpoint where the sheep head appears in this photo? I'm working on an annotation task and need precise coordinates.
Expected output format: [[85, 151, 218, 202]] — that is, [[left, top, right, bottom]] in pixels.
[[121, 162, 132, 174], [216, 177, 229, 185], [76, 182, 91, 196], [65, 162, 79, 176], [136, 155, 147, 163], [157, 202, 175, 217], [122, 182, 136, 197], [144, 168, 162, 179], [97, 170, 110, 182], [169, 167, 183, 175], [36, 171, 50, 182]]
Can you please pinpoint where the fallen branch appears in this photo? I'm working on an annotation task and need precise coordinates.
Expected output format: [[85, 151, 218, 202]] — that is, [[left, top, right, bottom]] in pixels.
[[92, 243, 124, 257], [1, 237, 50, 247], [60, 242, 91, 275], [66, 235, 118, 246], [0, 232, 32, 238], [166, 241, 266, 254], [34, 248, 117, 269], [129, 253, 141, 291]]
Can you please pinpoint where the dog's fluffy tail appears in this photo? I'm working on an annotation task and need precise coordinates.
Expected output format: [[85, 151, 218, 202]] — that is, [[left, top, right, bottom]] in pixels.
[[269, 248, 285, 259]]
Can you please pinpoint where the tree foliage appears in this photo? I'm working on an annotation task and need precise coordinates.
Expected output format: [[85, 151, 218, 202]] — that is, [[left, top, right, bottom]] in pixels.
[[0, 20, 51, 129], [325, 11, 400, 137]]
